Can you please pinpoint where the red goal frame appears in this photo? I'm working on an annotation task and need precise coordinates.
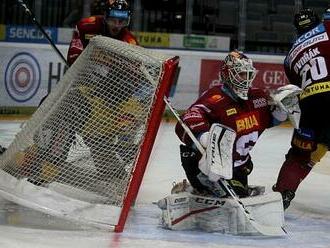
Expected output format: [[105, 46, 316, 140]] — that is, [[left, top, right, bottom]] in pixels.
[[115, 56, 180, 232]]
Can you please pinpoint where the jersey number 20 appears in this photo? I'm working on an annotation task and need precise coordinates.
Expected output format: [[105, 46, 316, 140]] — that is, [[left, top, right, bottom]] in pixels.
[[300, 56, 327, 89]]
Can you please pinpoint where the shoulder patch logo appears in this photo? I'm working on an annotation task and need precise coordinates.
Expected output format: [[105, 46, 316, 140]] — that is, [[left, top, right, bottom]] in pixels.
[[86, 16, 96, 23], [226, 108, 237, 116], [210, 94, 224, 103]]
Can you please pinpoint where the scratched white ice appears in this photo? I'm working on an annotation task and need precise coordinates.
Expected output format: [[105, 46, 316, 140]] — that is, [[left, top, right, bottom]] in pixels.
[[1, 120, 330, 248]]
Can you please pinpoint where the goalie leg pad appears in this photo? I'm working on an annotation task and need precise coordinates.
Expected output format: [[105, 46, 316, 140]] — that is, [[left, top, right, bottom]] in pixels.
[[157, 191, 284, 235]]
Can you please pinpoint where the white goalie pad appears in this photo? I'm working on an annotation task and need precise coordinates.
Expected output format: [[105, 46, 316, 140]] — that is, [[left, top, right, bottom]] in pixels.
[[157, 191, 284, 235], [198, 123, 236, 181]]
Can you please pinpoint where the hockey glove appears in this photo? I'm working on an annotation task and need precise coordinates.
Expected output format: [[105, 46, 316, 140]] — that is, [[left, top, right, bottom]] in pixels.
[[269, 84, 302, 128], [198, 123, 236, 181]]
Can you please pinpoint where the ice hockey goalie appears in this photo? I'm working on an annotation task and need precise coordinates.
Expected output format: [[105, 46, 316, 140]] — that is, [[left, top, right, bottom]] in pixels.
[[157, 51, 286, 235]]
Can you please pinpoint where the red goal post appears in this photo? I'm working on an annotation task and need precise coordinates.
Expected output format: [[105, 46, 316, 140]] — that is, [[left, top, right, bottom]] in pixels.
[[115, 55, 179, 232]]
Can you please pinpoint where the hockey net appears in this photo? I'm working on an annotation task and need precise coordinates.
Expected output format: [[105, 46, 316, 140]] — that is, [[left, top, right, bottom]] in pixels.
[[0, 36, 179, 231]]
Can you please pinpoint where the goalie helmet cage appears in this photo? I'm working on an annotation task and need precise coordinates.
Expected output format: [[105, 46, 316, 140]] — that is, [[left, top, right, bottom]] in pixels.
[[0, 36, 179, 232]]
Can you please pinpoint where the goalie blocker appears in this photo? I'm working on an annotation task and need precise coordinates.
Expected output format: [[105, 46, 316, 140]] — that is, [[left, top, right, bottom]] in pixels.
[[157, 191, 284, 235], [198, 123, 236, 181]]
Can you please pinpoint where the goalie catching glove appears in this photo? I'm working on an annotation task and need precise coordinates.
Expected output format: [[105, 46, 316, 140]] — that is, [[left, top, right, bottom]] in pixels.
[[269, 84, 302, 128], [198, 123, 236, 181]]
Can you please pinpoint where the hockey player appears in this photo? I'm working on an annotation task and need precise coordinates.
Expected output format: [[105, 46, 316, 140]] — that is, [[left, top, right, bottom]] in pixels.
[[273, 8, 330, 209], [174, 50, 297, 198], [67, 0, 138, 66], [158, 51, 294, 234], [64, 0, 140, 180]]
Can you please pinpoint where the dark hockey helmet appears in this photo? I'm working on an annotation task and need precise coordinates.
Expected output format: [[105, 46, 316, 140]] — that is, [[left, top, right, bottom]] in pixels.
[[104, 0, 131, 37], [221, 50, 256, 100], [294, 8, 320, 35], [104, 0, 131, 35], [105, 0, 130, 23]]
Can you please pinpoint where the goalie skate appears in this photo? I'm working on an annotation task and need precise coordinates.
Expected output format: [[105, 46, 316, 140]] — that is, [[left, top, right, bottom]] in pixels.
[[171, 179, 193, 194], [157, 190, 284, 235]]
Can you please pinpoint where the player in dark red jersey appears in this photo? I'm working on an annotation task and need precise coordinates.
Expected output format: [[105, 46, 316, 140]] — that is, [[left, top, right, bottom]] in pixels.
[[63, 1, 140, 183], [67, 0, 138, 66], [174, 51, 289, 197], [273, 8, 330, 209]]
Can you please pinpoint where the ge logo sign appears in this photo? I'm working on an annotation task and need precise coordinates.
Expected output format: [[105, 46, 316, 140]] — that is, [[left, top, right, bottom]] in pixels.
[[5, 52, 41, 102]]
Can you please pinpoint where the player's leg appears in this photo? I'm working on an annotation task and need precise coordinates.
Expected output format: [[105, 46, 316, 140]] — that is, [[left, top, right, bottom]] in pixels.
[[178, 144, 211, 194], [273, 128, 329, 209], [178, 144, 229, 197], [178, 144, 254, 198], [228, 159, 254, 197]]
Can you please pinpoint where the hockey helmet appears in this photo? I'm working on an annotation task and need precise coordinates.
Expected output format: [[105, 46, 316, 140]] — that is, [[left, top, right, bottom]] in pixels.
[[104, 0, 131, 35], [221, 50, 256, 100], [294, 8, 320, 35]]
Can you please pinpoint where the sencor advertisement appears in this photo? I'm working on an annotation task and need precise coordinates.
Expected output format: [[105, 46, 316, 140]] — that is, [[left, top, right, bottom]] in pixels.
[[6, 25, 58, 43]]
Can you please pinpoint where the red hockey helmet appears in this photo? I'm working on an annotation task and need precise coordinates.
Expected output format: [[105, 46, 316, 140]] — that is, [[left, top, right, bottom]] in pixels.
[[222, 50, 256, 100]]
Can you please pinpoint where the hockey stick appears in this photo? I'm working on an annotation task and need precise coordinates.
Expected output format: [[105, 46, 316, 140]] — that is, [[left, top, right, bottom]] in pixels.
[[17, 0, 68, 66], [163, 97, 287, 236], [17, 0, 69, 99]]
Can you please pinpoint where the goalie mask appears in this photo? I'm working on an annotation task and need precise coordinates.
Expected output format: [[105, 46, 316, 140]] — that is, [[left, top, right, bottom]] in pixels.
[[104, 0, 131, 36], [222, 50, 256, 100], [294, 8, 320, 36]]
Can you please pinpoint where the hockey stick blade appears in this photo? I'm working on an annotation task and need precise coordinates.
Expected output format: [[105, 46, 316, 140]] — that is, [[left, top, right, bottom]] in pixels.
[[250, 219, 287, 236], [221, 180, 286, 236]]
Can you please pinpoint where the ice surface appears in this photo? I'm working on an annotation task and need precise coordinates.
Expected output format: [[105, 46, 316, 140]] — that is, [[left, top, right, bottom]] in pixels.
[[1, 120, 330, 248]]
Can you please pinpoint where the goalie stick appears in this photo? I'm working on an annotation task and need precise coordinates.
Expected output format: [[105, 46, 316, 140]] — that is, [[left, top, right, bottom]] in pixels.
[[163, 97, 287, 237], [17, 0, 69, 98]]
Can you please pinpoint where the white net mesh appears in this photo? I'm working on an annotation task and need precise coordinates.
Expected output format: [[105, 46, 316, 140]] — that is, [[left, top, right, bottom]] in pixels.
[[0, 36, 174, 226]]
